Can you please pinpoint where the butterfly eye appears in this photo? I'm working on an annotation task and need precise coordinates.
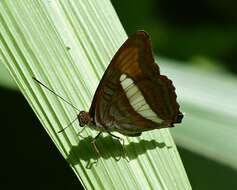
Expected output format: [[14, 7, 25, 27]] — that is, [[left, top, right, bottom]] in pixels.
[[78, 111, 91, 127]]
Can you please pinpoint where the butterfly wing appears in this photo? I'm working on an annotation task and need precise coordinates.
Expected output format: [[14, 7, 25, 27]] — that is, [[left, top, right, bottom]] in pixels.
[[89, 31, 183, 136]]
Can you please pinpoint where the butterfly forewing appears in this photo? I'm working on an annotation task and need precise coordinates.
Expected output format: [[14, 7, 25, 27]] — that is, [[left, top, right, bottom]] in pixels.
[[89, 31, 182, 136]]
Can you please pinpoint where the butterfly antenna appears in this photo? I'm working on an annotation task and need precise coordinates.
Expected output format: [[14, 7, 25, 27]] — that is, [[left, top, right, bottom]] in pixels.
[[32, 77, 80, 112], [58, 117, 78, 133]]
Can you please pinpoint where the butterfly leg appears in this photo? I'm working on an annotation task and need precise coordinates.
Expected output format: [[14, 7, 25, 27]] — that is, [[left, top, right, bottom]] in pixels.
[[108, 132, 124, 146], [77, 127, 86, 138], [107, 132, 128, 161], [91, 132, 102, 156]]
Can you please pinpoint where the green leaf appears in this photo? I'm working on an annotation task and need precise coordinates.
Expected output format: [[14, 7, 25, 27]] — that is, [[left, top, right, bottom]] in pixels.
[[0, 1, 191, 189], [0, 63, 17, 90]]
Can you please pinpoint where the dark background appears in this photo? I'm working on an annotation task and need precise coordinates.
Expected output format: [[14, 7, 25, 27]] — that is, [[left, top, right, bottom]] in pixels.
[[112, 0, 237, 74], [3, 0, 237, 189]]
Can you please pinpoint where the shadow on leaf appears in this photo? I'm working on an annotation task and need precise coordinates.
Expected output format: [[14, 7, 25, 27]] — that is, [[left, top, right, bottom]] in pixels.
[[66, 134, 167, 168]]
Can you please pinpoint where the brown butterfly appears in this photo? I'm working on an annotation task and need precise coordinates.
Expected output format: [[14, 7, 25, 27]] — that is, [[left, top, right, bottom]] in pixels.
[[33, 31, 183, 154]]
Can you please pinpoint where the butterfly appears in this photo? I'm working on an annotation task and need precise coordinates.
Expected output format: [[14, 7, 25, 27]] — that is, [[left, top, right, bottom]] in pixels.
[[33, 31, 183, 154]]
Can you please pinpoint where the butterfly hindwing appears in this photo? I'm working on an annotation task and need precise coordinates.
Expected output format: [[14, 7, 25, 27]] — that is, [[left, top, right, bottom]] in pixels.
[[89, 31, 182, 136]]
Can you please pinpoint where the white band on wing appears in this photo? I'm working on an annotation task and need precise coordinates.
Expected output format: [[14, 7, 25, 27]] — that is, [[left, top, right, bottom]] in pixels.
[[120, 74, 163, 124]]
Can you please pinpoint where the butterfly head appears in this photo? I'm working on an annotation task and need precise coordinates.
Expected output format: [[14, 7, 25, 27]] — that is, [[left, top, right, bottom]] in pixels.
[[78, 111, 93, 127]]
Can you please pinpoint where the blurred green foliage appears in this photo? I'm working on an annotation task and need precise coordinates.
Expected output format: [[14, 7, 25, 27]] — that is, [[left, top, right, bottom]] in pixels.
[[111, 0, 237, 74]]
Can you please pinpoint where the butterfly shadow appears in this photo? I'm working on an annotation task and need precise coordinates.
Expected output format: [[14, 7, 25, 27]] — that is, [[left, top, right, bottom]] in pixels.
[[66, 134, 167, 169]]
